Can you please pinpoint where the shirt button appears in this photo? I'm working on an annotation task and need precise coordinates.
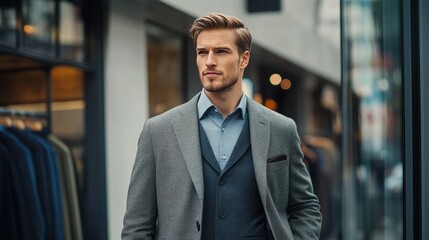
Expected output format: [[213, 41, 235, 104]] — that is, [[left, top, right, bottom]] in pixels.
[[221, 128, 225, 132], [221, 155, 227, 160], [219, 213, 226, 219]]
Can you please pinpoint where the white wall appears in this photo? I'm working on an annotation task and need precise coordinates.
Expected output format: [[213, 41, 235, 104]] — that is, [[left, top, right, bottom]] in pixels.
[[105, 1, 149, 238], [161, 0, 341, 83]]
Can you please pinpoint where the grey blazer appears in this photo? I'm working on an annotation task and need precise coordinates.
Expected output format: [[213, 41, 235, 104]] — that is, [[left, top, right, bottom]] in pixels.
[[122, 93, 322, 240]]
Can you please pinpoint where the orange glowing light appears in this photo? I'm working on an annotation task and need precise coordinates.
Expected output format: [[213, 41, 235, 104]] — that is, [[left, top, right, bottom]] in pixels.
[[264, 98, 278, 111], [253, 93, 263, 104], [23, 25, 35, 34], [280, 79, 292, 90]]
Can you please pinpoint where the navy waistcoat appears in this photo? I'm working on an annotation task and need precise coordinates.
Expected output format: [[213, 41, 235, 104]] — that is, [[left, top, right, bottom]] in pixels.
[[199, 119, 271, 240]]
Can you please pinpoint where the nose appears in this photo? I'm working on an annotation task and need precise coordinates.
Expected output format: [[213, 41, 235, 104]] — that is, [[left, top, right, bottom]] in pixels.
[[205, 51, 216, 67]]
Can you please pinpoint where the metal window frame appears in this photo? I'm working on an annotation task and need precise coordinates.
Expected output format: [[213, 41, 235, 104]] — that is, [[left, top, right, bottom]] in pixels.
[[403, 0, 429, 238], [80, 0, 108, 238], [419, 0, 429, 238]]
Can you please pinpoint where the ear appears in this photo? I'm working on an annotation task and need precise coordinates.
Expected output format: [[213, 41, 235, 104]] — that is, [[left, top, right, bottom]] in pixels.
[[240, 51, 250, 69]]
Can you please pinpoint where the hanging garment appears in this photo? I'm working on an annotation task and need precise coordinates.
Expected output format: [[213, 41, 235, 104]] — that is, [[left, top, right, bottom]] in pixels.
[[0, 142, 19, 240], [0, 126, 45, 240], [7, 127, 64, 240], [49, 135, 83, 240]]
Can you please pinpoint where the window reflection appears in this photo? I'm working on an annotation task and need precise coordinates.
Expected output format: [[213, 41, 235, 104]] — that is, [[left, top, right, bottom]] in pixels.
[[0, 1, 16, 47], [342, 0, 403, 239], [23, 0, 56, 55], [2, 0, 86, 62], [59, 0, 85, 62], [146, 23, 184, 117]]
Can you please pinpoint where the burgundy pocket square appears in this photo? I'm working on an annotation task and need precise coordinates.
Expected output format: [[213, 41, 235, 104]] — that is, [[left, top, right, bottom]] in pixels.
[[267, 154, 288, 163]]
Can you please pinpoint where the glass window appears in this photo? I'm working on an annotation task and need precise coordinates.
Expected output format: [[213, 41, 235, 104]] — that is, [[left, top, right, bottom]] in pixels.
[[23, 0, 56, 56], [0, 64, 86, 192], [341, 0, 403, 239], [51, 66, 85, 190], [146, 23, 184, 117], [2, 0, 87, 63], [59, 0, 85, 62], [0, 0, 17, 47]]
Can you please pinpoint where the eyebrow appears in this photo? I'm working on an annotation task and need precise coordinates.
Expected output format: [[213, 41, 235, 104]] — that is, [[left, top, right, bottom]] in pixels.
[[196, 46, 232, 51]]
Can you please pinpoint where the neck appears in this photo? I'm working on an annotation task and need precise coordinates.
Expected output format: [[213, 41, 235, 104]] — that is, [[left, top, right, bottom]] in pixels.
[[205, 88, 242, 118]]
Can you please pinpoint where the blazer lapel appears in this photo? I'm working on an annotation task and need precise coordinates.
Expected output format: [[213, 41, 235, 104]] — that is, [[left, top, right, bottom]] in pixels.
[[247, 98, 270, 208], [173, 94, 204, 205], [222, 118, 250, 174], [199, 123, 221, 174]]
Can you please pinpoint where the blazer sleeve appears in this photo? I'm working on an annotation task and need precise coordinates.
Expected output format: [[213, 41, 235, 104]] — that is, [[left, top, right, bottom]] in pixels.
[[122, 119, 157, 240], [287, 122, 322, 239]]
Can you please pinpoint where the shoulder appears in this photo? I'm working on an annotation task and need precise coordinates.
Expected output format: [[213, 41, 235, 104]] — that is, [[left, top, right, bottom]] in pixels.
[[145, 93, 200, 127]]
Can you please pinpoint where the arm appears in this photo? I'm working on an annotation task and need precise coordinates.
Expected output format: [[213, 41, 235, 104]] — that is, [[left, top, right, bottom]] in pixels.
[[287, 122, 322, 239], [122, 120, 158, 240]]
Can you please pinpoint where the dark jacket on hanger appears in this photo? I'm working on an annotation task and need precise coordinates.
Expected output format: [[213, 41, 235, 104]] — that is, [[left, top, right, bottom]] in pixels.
[[8, 128, 64, 240], [0, 142, 19, 240], [0, 126, 45, 240]]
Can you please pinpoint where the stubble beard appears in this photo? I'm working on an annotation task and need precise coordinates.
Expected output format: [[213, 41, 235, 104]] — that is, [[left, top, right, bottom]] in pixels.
[[201, 72, 240, 93]]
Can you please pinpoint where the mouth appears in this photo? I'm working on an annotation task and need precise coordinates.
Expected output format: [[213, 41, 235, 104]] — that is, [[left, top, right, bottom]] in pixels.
[[203, 71, 221, 78]]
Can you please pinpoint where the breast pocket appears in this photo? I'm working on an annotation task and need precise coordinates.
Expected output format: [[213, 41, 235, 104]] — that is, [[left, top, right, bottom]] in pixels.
[[267, 154, 287, 163], [267, 154, 289, 174], [267, 159, 289, 174]]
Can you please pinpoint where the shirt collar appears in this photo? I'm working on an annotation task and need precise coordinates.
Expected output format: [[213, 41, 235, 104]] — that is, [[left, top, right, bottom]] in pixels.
[[197, 89, 247, 120]]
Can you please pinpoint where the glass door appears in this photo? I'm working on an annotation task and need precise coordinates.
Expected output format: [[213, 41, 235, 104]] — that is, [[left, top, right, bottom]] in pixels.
[[341, 0, 403, 239]]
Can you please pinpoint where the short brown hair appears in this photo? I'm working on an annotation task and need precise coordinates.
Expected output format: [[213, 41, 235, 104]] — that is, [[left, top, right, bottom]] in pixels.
[[189, 13, 252, 54]]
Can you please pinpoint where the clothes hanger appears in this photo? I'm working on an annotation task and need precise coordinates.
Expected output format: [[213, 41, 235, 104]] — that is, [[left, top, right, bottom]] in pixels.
[[25, 113, 44, 132], [0, 115, 13, 127]]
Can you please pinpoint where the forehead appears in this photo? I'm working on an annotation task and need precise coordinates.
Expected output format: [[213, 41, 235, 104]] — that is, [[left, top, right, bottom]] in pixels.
[[196, 29, 237, 49]]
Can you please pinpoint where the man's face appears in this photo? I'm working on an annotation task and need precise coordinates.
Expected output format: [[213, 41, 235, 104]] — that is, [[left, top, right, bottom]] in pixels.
[[196, 29, 249, 93]]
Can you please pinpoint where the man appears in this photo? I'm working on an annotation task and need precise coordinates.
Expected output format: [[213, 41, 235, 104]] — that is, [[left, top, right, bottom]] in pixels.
[[122, 13, 322, 239]]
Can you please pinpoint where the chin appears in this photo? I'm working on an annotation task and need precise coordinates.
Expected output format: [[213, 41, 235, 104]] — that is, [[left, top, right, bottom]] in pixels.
[[202, 81, 219, 91], [203, 86, 219, 93]]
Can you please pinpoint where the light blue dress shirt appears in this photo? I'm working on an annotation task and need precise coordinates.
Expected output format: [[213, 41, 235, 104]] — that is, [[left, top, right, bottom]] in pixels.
[[197, 90, 247, 171]]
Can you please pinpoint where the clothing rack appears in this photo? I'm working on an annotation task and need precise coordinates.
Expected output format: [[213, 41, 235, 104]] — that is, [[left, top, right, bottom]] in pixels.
[[0, 105, 83, 240], [0, 107, 51, 132], [0, 108, 48, 118], [0, 67, 52, 133]]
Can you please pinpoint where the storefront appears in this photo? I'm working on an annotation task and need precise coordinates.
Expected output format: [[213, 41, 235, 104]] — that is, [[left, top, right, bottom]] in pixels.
[[340, 0, 429, 238], [0, 0, 107, 239]]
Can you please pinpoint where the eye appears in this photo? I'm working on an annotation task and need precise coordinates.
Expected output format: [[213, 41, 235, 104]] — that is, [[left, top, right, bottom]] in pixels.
[[197, 50, 207, 55], [216, 49, 228, 54]]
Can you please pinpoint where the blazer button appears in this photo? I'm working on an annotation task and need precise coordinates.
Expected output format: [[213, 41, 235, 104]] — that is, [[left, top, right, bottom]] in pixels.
[[219, 213, 226, 219], [219, 179, 225, 185]]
